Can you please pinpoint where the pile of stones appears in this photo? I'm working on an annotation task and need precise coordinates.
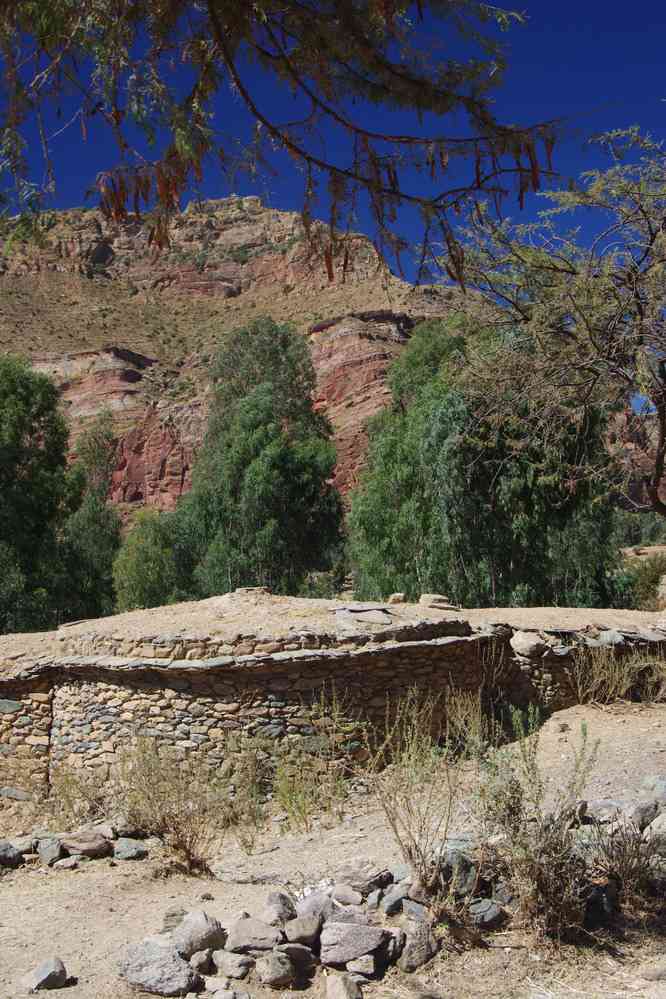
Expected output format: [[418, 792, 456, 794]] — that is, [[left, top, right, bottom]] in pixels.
[[119, 856, 443, 998], [0, 820, 150, 872]]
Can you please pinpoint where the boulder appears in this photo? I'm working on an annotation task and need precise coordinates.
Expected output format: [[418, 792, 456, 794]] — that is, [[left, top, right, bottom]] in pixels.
[[59, 832, 110, 859], [624, 799, 660, 831], [320, 922, 387, 966], [326, 973, 363, 999], [37, 838, 63, 868], [114, 837, 148, 861], [641, 775, 666, 801], [277, 943, 316, 970], [397, 919, 438, 972], [20, 957, 68, 992], [211, 951, 254, 980], [171, 910, 226, 959], [644, 812, 666, 852], [284, 914, 322, 946], [509, 631, 547, 658], [119, 936, 203, 996], [225, 916, 283, 953], [380, 883, 409, 915], [469, 898, 505, 930], [254, 951, 297, 988], [346, 954, 376, 977], [0, 838, 23, 868], [258, 890, 297, 926]]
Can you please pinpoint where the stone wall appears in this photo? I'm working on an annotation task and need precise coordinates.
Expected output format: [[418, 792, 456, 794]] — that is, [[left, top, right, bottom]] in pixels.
[[2, 622, 666, 799]]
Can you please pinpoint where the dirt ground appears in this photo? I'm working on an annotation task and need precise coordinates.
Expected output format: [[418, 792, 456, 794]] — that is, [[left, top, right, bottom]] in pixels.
[[3, 703, 666, 998]]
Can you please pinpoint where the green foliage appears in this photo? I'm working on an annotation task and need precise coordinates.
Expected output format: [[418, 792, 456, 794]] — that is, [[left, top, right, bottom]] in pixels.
[[621, 554, 666, 611], [113, 510, 178, 612], [350, 320, 622, 606], [113, 318, 343, 609], [0, 355, 69, 631]]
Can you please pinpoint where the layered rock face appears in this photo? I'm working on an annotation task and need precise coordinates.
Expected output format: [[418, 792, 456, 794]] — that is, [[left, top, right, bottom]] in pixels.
[[0, 195, 464, 510]]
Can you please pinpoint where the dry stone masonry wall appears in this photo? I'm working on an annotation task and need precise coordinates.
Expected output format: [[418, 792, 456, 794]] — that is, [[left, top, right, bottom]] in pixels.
[[3, 600, 666, 800]]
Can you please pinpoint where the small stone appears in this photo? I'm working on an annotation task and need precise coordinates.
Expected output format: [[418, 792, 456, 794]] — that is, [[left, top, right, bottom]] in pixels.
[[37, 837, 63, 867], [296, 891, 335, 922], [320, 922, 387, 966], [326, 973, 362, 999], [119, 936, 203, 996], [380, 883, 409, 915], [20, 957, 67, 992], [366, 889, 383, 911], [469, 898, 505, 930], [189, 949, 213, 975], [509, 630, 547, 658], [171, 910, 226, 959], [0, 838, 23, 868], [277, 943, 316, 969], [388, 862, 411, 884], [402, 899, 428, 921], [254, 951, 297, 988], [625, 799, 661, 831], [113, 837, 149, 861], [284, 914, 322, 945], [60, 831, 110, 859], [331, 857, 391, 896], [211, 951, 254, 980], [397, 919, 438, 972], [346, 954, 375, 976], [225, 916, 283, 953], [387, 593, 406, 604], [52, 856, 82, 871]]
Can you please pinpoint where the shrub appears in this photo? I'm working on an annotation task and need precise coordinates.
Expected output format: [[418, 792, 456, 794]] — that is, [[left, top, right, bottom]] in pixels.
[[566, 648, 666, 705], [361, 689, 461, 898], [623, 554, 666, 610], [476, 706, 600, 941]]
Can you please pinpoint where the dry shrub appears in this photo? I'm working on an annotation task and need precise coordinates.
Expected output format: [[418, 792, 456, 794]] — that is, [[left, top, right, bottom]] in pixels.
[[476, 706, 600, 941], [361, 688, 461, 897], [114, 738, 229, 874], [444, 687, 503, 761], [566, 648, 666, 705], [48, 764, 110, 829], [589, 818, 657, 908]]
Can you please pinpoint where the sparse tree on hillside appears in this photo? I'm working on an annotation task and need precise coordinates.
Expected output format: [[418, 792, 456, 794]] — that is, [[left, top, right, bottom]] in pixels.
[[1, 1, 556, 275]]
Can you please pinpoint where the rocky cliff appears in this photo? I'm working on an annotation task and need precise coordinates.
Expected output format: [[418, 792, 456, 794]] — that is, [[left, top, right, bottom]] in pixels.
[[0, 196, 464, 510]]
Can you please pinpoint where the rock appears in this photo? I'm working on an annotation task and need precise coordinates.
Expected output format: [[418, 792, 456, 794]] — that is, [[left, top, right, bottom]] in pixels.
[[624, 799, 661, 831], [641, 775, 666, 801], [171, 910, 226, 959], [258, 890, 297, 926], [585, 878, 618, 927], [419, 593, 460, 609], [9, 835, 35, 855], [380, 883, 409, 915], [397, 920, 438, 972], [225, 916, 283, 953], [469, 898, 505, 930], [189, 950, 213, 975], [254, 951, 297, 988], [366, 889, 383, 911], [114, 837, 149, 861], [385, 928, 406, 964], [119, 936, 204, 996], [59, 832, 110, 859], [284, 914, 322, 945], [638, 959, 666, 981], [584, 799, 625, 824], [331, 857, 391, 896], [320, 922, 387, 966], [326, 973, 363, 999], [644, 813, 666, 852], [440, 847, 478, 898], [328, 905, 370, 926], [388, 862, 411, 884], [53, 856, 82, 871], [37, 837, 63, 868], [211, 951, 254, 980], [296, 891, 335, 922], [84, 822, 116, 840], [20, 957, 68, 992], [387, 593, 406, 604], [332, 884, 363, 906], [0, 785, 32, 801], [509, 630, 547, 658], [402, 899, 428, 921], [277, 943, 316, 969], [0, 838, 23, 868], [346, 954, 376, 977]]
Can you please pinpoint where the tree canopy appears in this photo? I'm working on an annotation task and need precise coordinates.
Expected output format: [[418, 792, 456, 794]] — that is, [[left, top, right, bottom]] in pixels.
[[1, 1, 556, 274], [457, 129, 666, 517]]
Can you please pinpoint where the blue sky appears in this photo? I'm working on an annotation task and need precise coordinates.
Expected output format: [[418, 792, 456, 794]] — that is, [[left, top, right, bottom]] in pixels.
[[20, 0, 666, 277]]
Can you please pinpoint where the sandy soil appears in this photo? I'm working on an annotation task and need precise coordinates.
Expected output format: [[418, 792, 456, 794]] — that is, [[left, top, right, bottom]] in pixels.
[[4, 703, 666, 998]]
